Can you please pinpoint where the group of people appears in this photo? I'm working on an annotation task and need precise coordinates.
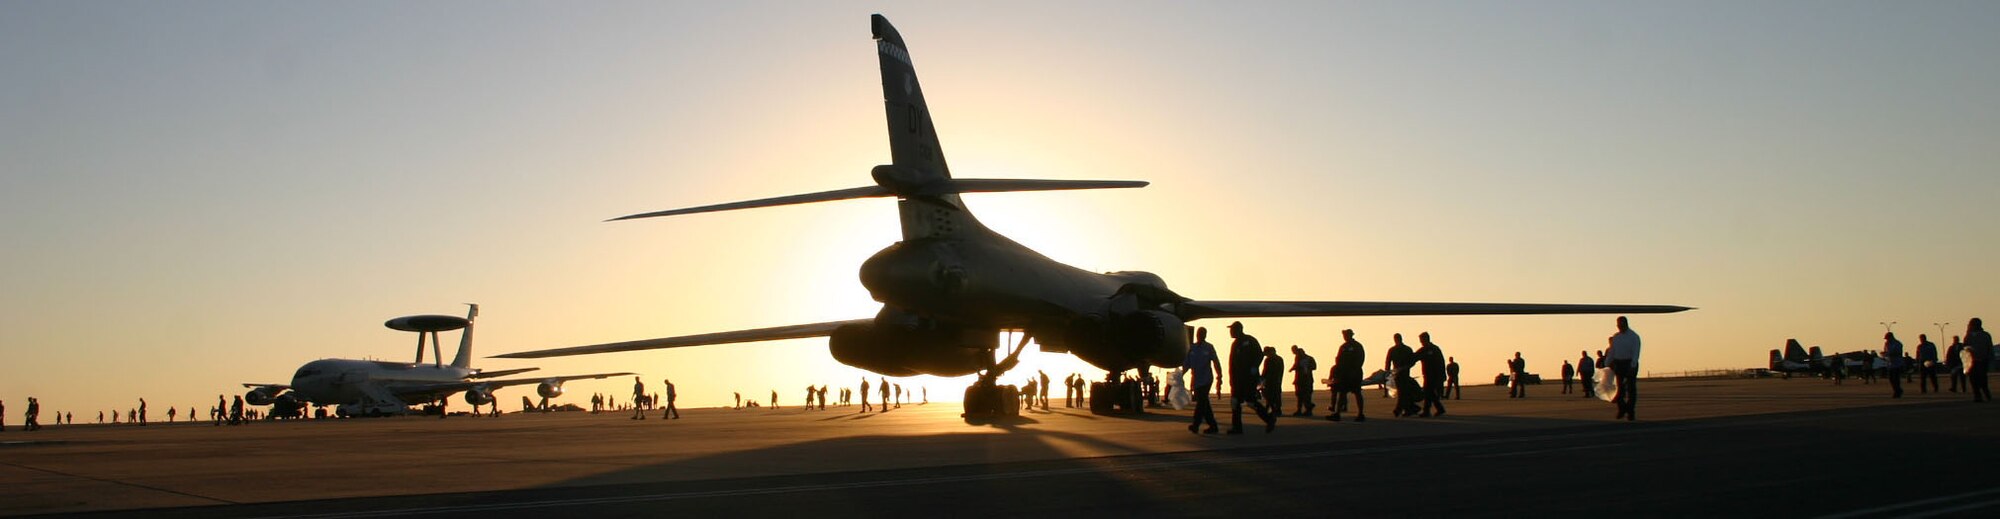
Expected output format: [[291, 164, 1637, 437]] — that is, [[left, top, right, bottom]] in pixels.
[[855, 377, 922, 412], [1018, 371, 1053, 411], [1508, 319, 1643, 420], [1, 396, 276, 431], [1181, 321, 1286, 434], [78, 315, 2000, 432], [0, 398, 43, 431], [1872, 318, 1994, 401], [624, 377, 680, 420], [1177, 316, 1649, 434], [1061, 373, 1090, 408]]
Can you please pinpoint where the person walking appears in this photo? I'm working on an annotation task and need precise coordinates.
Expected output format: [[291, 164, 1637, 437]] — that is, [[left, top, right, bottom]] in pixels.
[[1226, 322, 1277, 434], [1387, 334, 1419, 416], [1290, 345, 1317, 416], [1508, 352, 1528, 398], [1446, 356, 1462, 400], [1185, 327, 1222, 434], [1260, 346, 1285, 419], [1561, 361, 1576, 394], [663, 379, 680, 419], [1917, 335, 1940, 394], [1609, 317, 1643, 420], [1966, 319, 1992, 403], [1947, 337, 1966, 393], [1038, 371, 1051, 411], [1578, 350, 1597, 398], [629, 376, 648, 420], [1073, 375, 1087, 408], [1327, 330, 1366, 422], [1416, 333, 1447, 417], [1883, 333, 1905, 398]]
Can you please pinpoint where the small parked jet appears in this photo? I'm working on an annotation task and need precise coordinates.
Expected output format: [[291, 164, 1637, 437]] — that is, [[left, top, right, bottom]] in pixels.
[[1768, 339, 1824, 378], [243, 304, 629, 417], [498, 15, 1690, 418]]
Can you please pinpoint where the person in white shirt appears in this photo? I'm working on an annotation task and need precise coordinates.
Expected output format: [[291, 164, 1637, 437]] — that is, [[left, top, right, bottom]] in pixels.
[[1608, 316, 1642, 421]]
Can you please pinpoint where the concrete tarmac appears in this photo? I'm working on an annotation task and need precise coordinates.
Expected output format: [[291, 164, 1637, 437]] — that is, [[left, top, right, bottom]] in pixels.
[[4, 377, 1997, 517]]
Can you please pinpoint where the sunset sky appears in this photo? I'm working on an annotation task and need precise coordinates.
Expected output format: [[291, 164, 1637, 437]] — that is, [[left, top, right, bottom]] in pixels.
[[3, 2, 1996, 417]]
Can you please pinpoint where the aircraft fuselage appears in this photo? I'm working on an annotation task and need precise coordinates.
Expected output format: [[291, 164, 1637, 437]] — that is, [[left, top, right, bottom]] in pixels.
[[857, 218, 1188, 372], [287, 358, 472, 406]]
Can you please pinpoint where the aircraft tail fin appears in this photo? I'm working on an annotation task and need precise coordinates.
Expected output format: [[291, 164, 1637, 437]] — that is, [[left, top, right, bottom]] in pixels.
[[451, 303, 478, 370], [873, 14, 949, 183], [1784, 339, 1810, 363], [600, 15, 1148, 242], [1769, 349, 1782, 370]]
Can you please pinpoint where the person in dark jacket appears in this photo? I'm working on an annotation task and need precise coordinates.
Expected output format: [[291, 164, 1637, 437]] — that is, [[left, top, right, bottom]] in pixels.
[[1227, 322, 1277, 433]]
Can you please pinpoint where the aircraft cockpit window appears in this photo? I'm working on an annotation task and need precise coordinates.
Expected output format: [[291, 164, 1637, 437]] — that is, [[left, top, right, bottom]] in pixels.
[[294, 368, 320, 378]]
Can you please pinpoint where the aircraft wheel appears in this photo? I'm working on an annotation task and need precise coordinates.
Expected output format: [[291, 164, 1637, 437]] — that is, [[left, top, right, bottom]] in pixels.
[[1000, 385, 1021, 416], [1088, 382, 1112, 415], [962, 384, 991, 415]]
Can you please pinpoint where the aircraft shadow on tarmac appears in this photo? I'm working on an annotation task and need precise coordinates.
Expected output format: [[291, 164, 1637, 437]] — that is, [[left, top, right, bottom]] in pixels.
[[537, 427, 1207, 500], [528, 405, 1990, 516], [536, 410, 1611, 493], [107, 403, 2000, 519]]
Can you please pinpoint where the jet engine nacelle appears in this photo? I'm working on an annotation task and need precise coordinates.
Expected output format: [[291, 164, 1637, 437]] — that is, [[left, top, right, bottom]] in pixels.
[[537, 380, 564, 399], [828, 321, 991, 377], [1072, 309, 1189, 372], [245, 387, 283, 406], [464, 386, 495, 406]]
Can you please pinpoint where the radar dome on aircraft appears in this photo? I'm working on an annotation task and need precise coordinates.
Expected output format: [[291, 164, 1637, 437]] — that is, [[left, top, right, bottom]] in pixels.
[[384, 315, 470, 333]]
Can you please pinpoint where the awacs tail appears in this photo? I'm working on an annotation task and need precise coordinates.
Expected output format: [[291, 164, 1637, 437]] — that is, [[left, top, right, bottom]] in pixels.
[[607, 14, 1146, 241], [450, 303, 478, 369]]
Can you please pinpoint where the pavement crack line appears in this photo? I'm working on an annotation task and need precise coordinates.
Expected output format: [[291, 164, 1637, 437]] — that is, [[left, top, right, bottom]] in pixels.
[[0, 460, 238, 506]]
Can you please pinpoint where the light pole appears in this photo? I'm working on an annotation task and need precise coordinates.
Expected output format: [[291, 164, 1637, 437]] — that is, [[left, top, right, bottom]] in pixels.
[[1879, 321, 1898, 333], [1935, 322, 1951, 341]]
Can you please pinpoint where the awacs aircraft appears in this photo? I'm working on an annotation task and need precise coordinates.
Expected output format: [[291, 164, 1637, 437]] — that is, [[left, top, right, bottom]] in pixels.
[[498, 15, 1691, 418], [243, 304, 630, 417]]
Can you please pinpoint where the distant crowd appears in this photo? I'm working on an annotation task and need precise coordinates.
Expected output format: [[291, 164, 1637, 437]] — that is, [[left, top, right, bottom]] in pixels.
[[11, 316, 1984, 433]]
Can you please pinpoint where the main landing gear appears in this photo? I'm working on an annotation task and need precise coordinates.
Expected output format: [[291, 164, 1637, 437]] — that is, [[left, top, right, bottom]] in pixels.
[[1089, 371, 1145, 416], [962, 332, 1029, 418]]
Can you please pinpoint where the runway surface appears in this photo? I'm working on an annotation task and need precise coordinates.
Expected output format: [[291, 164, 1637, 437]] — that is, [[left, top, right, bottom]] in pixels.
[[4, 377, 1997, 517]]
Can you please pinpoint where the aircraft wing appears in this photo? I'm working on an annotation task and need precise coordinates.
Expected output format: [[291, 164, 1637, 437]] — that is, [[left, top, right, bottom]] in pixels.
[[467, 367, 540, 379], [404, 372, 636, 395], [491, 318, 874, 359], [1175, 301, 1692, 320], [240, 383, 291, 390]]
